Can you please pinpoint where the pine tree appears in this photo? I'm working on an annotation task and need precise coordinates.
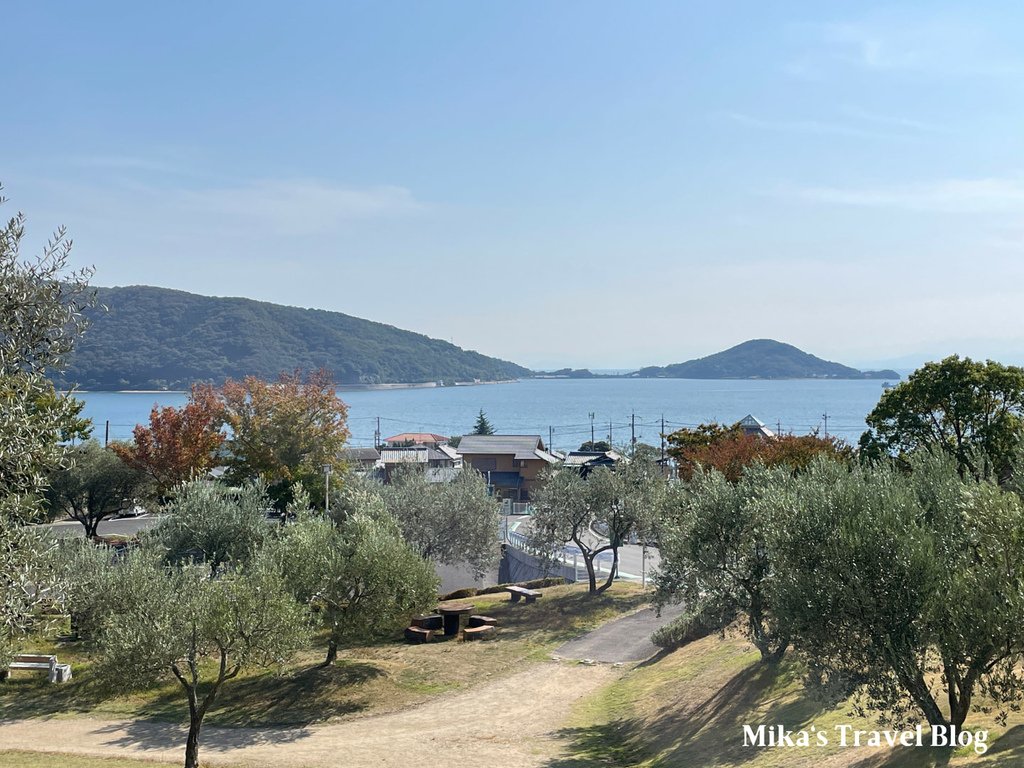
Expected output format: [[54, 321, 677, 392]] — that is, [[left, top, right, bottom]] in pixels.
[[472, 409, 496, 435]]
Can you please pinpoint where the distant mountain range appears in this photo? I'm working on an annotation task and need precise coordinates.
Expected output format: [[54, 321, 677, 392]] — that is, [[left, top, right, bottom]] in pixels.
[[56, 286, 531, 391], [631, 339, 900, 380], [55, 288, 899, 390]]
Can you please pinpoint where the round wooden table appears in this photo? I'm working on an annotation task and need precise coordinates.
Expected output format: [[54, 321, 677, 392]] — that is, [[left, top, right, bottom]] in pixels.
[[437, 603, 475, 636]]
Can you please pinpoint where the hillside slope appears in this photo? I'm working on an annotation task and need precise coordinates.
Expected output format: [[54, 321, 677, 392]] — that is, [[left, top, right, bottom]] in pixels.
[[56, 286, 531, 390], [634, 339, 899, 380]]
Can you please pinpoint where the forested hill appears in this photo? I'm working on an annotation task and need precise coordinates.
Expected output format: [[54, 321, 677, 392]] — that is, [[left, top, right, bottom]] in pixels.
[[56, 286, 531, 390], [632, 339, 899, 380]]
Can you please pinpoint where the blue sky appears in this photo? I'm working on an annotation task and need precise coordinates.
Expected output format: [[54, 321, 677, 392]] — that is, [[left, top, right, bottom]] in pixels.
[[6, 1, 1024, 369]]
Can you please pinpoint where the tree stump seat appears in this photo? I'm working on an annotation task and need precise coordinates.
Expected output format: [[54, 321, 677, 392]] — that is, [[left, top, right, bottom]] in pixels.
[[404, 626, 434, 643]]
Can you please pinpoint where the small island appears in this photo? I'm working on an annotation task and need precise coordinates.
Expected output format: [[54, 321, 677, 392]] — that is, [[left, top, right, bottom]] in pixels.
[[629, 339, 900, 380]]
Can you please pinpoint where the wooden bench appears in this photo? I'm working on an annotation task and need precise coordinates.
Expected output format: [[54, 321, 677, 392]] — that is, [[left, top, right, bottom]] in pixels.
[[462, 625, 496, 640], [404, 626, 435, 643], [506, 585, 542, 604], [6, 654, 70, 683], [468, 615, 497, 628], [411, 613, 443, 631]]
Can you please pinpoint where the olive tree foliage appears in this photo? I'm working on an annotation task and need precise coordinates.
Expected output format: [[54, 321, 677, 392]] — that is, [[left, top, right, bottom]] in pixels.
[[83, 549, 310, 768], [44, 440, 149, 537], [0, 185, 95, 663], [654, 463, 793, 662], [379, 468, 500, 576], [769, 456, 1024, 729], [146, 481, 270, 576], [860, 356, 1024, 480], [531, 459, 664, 594], [261, 505, 438, 666]]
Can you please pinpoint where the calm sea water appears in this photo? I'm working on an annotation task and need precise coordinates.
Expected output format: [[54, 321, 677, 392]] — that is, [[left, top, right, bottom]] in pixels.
[[76, 378, 893, 452]]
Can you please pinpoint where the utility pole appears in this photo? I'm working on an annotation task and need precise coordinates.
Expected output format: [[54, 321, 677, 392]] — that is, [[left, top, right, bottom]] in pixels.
[[323, 463, 333, 515], [104, 420, 110, 448], [374, 416, 381, 450], [549, 425, 554, 453], [589, 412, 595, 445], [660, 415, 666, 462], [630, 412, 636, 455], [777, 419, 782, 436], [822, 412, 829, 439], [608, 419, 613, 446]]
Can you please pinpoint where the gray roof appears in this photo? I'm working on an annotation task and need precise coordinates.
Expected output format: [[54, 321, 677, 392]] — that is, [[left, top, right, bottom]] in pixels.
[[738, 414, 775, 438], [563, 450, 624, 467], [458, 434, 558, 463], [342, 447, 381, 462]]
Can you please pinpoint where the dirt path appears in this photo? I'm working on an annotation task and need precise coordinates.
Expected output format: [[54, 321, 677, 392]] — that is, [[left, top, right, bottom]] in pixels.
[[0, 660, 616, 768]]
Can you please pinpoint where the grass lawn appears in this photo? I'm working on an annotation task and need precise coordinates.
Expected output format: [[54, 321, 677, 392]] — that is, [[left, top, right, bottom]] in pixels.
[[0, 752, 176, 768], [552, 632, 1024, 768], [0, 582, 647, 729]]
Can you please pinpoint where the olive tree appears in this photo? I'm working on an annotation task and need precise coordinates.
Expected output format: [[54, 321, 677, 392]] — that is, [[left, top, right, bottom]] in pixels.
[[262, 508, 437, 666], [381, 468, 500, 577], [654, 463, 793, 662], [86, 550, 310, 768], [45, 440, 149, 537], [770, 457, 1024, 728], [531, 460, 663, 594], [147, 481, 270, 576], [0, 184, 94, 662]]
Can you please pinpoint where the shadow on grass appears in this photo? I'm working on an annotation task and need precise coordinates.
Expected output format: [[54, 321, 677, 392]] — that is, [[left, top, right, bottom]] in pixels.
[[548, 658, 832, 768], [152, 660, 384, 727], [0, 659, 384, 729], [848, 723, 1024, 768]]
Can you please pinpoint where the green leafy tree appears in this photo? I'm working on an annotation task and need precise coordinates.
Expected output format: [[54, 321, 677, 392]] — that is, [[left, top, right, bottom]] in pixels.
[[0, 184, 94, 663], [381, 468, 500, 576], [220, 368, 349, 510], [531, 459, 663, 593], [770, 456, 1024, 728], [655, 463, 792, 662], [472, 409, 496, 435], [578, 440, 612, 452], [85, 550, 310, 768], [44, 441, 148, 537], [147, 481, 270, 577], [262, 506, 437, 666], [860, 356, 1024, 480]]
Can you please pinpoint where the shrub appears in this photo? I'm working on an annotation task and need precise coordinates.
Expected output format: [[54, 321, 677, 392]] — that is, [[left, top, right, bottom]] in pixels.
[[440, 587, 478, 601], [652, 605, 733, 650]]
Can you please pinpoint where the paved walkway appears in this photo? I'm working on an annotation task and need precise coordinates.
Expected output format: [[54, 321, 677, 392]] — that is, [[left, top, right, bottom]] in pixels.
[[554, 601, 687, 663]]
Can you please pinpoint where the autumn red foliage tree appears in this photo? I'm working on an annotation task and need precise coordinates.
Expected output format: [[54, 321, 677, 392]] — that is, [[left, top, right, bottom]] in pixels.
[[112, 384, 226, 499], [666, 422, 852, 482], [219, 369, 350, 510]]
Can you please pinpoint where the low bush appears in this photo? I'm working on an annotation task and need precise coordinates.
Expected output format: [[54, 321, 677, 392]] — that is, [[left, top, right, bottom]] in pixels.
[[651, 605, 732, 650], [441, 577, 566, 601], [440, 587, 478, 601]]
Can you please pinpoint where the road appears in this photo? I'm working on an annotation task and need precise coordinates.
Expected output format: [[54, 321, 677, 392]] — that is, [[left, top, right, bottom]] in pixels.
[[507, 515, 661, 584], [42, 515, 162, 539]]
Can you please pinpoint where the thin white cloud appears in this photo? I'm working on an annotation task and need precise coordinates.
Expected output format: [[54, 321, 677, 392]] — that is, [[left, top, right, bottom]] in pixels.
[[838, 105, 944, 134], [783, 178, 1024, 213], [180, 180, 424, 235], [789, 15, 1022, 78]]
